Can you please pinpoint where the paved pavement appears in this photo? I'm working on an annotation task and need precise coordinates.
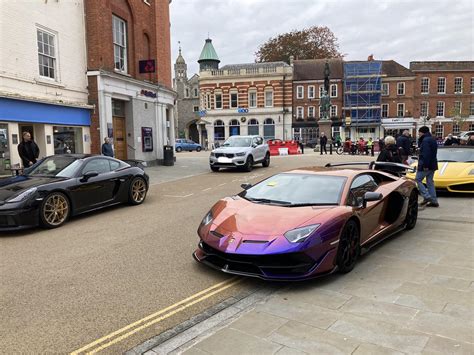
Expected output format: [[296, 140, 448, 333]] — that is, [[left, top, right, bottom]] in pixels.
[[134, 162, 474, 354]]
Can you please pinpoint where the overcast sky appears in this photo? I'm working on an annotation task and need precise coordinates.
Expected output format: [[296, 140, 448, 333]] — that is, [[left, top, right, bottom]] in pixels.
[[169, 0, 473, 77]]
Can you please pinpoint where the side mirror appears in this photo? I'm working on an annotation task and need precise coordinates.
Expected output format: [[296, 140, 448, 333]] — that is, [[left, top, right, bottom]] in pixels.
[[252, 143, 258, 148], [81, 170, 99, 182], [241, 183, 252, 190], [362, 191, 383, 208]]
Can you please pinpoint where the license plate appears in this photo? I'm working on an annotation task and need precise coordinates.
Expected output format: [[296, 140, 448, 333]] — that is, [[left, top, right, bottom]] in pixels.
[[217, 157, 232, 163]]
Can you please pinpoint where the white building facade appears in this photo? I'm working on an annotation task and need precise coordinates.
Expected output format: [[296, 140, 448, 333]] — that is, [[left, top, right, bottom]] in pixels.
[[0, 0, 92, 173]]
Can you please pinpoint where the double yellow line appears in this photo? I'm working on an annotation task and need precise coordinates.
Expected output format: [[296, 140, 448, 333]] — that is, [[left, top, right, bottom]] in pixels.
[[71, 277, 242, 354]]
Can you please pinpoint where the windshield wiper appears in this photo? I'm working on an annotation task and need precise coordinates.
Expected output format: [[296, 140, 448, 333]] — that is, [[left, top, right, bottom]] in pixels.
[[287, 202, 339, 207], [247, 197, 292, 205]]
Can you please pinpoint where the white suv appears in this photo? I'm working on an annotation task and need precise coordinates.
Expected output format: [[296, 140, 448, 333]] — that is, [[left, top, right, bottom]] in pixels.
[[209, 135, 270, 172]]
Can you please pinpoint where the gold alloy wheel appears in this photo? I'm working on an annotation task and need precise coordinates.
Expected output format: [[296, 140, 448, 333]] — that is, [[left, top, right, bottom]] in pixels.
[[43, 193, 69, 226], [131, 178, 147, 203]]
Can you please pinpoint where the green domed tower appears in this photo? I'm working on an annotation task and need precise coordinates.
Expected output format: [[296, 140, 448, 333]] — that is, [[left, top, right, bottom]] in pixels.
[[198, 38, 220, 72]]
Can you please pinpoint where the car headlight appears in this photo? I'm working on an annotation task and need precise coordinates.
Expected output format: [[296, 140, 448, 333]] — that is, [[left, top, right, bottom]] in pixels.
[[235, 152, 246, 157], [7, 187, 37, 203], [469, 169, 474, 175], [201, 210, 213, 226], [284, 224, 320, 243], [210, 152, 215, 157]]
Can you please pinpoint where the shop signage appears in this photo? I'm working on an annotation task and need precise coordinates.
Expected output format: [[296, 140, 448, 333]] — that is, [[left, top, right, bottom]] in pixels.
[[199, 110, 207, 117], [237, 108, 249, 113], [139, 59, 156, 73], [140, 89, 157, 98]]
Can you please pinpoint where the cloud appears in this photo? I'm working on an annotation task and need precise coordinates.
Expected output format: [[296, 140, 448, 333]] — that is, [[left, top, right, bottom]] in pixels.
[[170, 0, 473, 76]]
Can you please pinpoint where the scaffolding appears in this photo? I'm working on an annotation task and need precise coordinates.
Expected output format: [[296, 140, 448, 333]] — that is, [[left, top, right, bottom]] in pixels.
[[343, 62, 382, 126]]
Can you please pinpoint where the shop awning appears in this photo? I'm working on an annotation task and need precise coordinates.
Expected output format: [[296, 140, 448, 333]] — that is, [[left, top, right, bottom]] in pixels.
[[0, 97, 91, 126], [382, 124, 415, 129]]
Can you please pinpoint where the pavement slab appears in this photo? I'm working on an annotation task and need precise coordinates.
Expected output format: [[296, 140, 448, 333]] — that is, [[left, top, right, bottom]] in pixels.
[[352, 343, 405, 355], [268, 320, 360, 354], [422, 335, 473, 355], [327, 314, 430, 353], [227, 310, 288, 338]]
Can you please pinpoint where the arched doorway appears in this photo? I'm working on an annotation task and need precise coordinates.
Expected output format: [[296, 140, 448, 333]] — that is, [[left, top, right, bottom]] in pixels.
[[229, 119, 240, 136], [187, 120, 199, 143], [263, 118, 275, 141], [214, 120, 225, 143], [248, 119, 259, 136]]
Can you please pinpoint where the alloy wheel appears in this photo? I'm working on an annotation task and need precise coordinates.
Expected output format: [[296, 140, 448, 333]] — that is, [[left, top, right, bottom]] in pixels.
[[337, 220, 360, 273], [42, 193, 69, 227], [131, 178, 147, 203]]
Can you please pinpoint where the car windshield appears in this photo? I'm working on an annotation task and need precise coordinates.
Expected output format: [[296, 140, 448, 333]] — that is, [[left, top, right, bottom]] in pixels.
[[240, 173, 346, 206], [222, 137, 252, 147], [26, 156, 81, 178], [438, 148, 474, 162]]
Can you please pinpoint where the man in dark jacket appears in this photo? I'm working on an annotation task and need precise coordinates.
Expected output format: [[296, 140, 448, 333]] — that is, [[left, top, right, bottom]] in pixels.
[[319, 132, 328, 155], [416, 126, 438, 207], [17, 131, 39, 167], [101, 137, 114, 157], [396, 130, 411, 163]]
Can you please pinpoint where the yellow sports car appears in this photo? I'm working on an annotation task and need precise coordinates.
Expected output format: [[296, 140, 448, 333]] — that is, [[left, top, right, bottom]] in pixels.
[[407, 146, 474, 193]]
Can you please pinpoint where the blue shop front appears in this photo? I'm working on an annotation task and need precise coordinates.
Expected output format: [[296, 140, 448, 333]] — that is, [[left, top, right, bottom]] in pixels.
[[0, 97, 91, 174]]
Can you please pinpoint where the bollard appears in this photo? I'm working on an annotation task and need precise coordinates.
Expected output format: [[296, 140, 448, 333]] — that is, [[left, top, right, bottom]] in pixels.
[[329, 143, 333, 154]]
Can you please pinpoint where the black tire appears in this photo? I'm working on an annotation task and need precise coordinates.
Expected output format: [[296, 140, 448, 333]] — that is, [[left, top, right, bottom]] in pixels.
[[404, 190, 418, 230], [262, 153, 270, 167], [129, 177, 147, 205], [336, 147, 344, 155], [196, 146, 202, 152], [40, 192, 70, 228], [210, 166, 219, 172], [336, 220, 360, 273], [176, 147, 182, 152], [244, 155, 253, 172]]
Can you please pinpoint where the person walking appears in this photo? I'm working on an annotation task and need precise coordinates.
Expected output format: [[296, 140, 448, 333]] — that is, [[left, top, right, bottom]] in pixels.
[[416, 126, 439, 208], [298, 140, 304, 154], [101, 137, 114, 157], [319, 132, 328, 155], [367, 137, 374, 156], [396, 130, 412, 164], [375, 136, 403, 174], [17, 131, 40, 168]]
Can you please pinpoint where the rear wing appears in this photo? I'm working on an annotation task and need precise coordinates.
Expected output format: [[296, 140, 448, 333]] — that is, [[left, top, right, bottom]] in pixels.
[[123, 159, 147, 170], [325, 162, 415, 176]]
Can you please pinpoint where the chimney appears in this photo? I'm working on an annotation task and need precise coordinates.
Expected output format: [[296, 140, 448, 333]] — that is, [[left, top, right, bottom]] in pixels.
[[367, 54, 374, 61]]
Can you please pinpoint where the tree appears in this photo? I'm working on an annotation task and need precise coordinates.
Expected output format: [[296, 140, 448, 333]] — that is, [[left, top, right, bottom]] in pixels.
[[449, 103, 470, 133], [255, 26, 343, 63]]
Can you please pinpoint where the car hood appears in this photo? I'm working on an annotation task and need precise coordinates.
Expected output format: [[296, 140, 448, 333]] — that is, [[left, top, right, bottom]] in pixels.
[[435, 162, 474, 178], [211, 197, 335, 237], [0, 175, 65, 203], [212, 147, 251, 154]]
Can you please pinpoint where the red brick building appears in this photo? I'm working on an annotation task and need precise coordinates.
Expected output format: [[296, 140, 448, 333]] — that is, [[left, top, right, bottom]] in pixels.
[[292, 59, 344, 144], [198, 39, 293, 146], [85, 0, 175, 164], [410, 61, 474, 139]]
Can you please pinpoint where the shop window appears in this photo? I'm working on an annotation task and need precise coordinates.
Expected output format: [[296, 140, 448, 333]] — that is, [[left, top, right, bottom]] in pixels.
[[248, 119, 259, 135], [53, 126, 83, 154]]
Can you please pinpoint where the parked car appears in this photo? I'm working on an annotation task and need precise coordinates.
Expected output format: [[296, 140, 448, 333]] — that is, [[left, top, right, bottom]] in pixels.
[[456, 131, 474, 144], [209, 135, 270, 172], [194, 163, 418, 280], [0, 154, 149, 230], [175, 139, 202, 152]]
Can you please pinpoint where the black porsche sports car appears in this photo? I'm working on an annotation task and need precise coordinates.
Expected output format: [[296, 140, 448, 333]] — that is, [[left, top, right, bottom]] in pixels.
[[0, 154, 149, 230]]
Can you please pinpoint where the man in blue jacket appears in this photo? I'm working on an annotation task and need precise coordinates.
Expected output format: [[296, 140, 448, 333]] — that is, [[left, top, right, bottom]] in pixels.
[[416, 126, 438, 207]]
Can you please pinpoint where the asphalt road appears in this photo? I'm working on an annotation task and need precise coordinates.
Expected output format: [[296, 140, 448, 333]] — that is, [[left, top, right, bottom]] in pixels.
[[1, 151, 468, 353]]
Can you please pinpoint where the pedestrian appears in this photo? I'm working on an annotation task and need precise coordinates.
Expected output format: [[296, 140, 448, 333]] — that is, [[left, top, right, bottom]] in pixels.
[[17, 131, 40, 168], [320, 132, 328, 155], [378, 137, 385, 152], [204, 139, 209, 151], [396, 130, 412, 164], [443, 134, 455, 146], [358, 137, 366, 154], [376, 135, 404, 175], [467, 133, 474, 146], [298, 140, 304, 154], [101, 137, 114, 157], [367, 137, 374, 156], [416, 126, 439, 208]]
